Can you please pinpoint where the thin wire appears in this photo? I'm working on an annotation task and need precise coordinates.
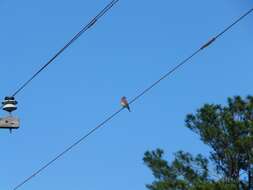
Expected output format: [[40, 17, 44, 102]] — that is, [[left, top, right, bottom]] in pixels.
[[12, 7, 253, 190], [129, 7, 253, 105], [13, 107, 124, 190], [11, 0, 119, 97], [215, 7, 253, 40]]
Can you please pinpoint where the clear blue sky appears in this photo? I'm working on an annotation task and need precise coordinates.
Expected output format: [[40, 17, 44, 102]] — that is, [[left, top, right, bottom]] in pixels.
[[0, 0, 253, 189]]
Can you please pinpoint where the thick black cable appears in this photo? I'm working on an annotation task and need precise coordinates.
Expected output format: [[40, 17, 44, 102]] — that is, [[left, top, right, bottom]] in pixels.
[[11, 0, 119, 97], [12, 7, 253, 190]]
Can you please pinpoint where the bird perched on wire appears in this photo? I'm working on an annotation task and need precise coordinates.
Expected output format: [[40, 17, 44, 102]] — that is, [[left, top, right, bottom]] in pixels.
[[121, 96, 131, 112]]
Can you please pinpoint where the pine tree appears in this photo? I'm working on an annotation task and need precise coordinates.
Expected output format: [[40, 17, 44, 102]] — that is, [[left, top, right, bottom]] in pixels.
[[144, 96, 253, 190]]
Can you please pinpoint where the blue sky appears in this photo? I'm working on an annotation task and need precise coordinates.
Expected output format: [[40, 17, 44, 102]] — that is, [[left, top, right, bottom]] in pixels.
[[0, 0, 253, 189]]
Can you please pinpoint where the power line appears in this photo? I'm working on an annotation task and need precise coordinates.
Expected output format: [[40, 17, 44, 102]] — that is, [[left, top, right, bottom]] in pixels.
[[12, 6, 253, 190], [129, 7, 253, 106], [10, 0, 119, 97]]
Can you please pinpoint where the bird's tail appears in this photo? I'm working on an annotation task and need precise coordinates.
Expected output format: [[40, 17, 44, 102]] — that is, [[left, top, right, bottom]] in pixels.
[[126, 105, 131, 112]]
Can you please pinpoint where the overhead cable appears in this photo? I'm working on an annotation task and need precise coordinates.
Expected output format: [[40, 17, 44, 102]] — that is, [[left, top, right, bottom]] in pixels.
[[11, 0, 119, 97], [13, 6, 253, 190]]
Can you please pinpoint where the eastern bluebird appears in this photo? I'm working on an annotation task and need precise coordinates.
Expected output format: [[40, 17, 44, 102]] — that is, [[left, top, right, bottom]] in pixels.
[[121, 96, 131, 112]]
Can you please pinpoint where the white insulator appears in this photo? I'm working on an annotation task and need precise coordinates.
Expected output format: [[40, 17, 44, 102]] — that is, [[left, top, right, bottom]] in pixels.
[[3, 103, 17, 112]]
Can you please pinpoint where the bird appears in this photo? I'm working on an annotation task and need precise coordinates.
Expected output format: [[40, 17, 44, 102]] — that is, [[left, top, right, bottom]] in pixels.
[[121, 96, 131, 112]]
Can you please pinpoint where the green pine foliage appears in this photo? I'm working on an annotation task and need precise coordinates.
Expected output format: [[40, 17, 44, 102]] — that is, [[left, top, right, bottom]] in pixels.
[[144, 96, 253, 190]]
